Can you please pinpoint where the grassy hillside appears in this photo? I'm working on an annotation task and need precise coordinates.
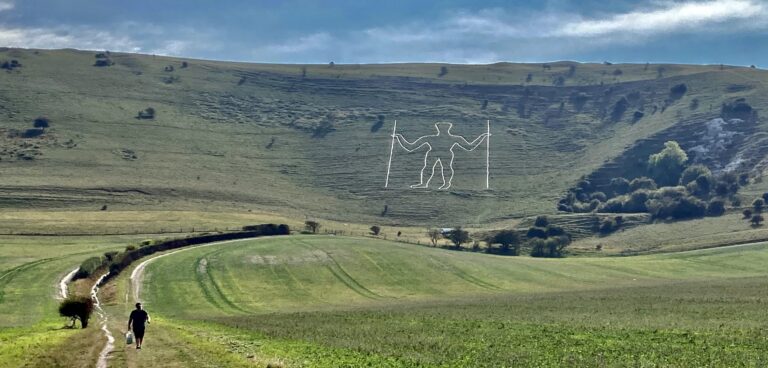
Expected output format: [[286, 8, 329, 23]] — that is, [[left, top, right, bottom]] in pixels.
[[1, 48, 767, 225], [104, 235, 768, 366]]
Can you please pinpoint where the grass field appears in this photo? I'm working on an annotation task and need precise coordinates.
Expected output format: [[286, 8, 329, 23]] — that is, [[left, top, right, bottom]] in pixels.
[[101, 235, 768, 367]]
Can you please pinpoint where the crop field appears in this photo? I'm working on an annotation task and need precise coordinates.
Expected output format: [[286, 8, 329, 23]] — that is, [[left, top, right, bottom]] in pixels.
[[88, 235, 768, 367]]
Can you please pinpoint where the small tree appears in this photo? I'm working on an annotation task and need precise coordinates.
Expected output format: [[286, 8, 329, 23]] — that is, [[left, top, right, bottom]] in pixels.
[[488, 230, 521, 255], [706, 199, 726, 217], [534, 216, 549, 228], [137, 107, 155, 119], [427, 229, 441, 247], [753, 198, 764, 213], [446, 227, 469, 249], [648, 141, 688, 186], [680, 164, 712, 186], [751, 214, 764, 227], [669, 83, 688, 100], [438, 66, 448, 77], [609, 177, 631, 196], [33, 116, 50, 129], [526, 227, 547, 239], [369, 225, 381, 236], [743, 209, 753, 219], [629, 177, 657, 192], [304, 220, 320, 234], [59, 296, 94, 328]]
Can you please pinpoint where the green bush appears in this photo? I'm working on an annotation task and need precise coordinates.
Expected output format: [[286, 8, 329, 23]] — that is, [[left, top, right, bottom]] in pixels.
[[624, 190, 651, 212], [707, 199, 726, 216], [59, 296, 94, 328], [609, 177, 630, 196], [445, 227, 469, 248], [629, 177, 657, 192], [590, 192, 607, 202], [534, 216, 549, 227], [73, 256, 105, 280], [369, 225, 381, 236], [599, 197, 624, 213], [648, 141, 688, 186], [546, 225, 566, 237], [486, 230, 521, 255], [680, 165, 712, 186], [647, 195, 706, 220], [103, 251, 118, 261], [753, 198, 764, 213], [531, 236, 570, 258], [526, 227, 547, 239]]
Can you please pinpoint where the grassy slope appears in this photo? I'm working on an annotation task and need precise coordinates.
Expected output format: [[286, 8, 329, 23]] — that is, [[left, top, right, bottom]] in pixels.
[[119, 235, 768, 366], [1, 48, 766, 225]]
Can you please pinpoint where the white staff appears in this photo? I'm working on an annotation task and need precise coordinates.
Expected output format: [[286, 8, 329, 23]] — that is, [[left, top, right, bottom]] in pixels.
[[384, 120, 397, 188], [486, 120, 490, 189]]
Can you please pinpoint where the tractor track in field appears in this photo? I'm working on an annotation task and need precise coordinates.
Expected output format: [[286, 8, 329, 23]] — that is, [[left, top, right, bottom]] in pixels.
[[426, 256, 501, 290], [295, 239, 384, 300], [194, 249, 252, 314]]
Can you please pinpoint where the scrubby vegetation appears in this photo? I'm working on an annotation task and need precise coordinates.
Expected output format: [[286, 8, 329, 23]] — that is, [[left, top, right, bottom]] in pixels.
[[136, 107, 155, 119], [559, 140, 743, 223], [304, 220, 320, 234], [1, 59, 22, 71], [93, 52, 114, 67], [73, 256, 104, 280]]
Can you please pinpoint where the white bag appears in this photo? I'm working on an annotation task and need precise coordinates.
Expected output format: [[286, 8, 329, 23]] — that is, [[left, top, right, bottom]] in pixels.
[[126, 331, 134, 345]]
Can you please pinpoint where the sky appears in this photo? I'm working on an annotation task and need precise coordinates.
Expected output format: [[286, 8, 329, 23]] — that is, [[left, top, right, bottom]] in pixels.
[[0, 0, 766, 65]]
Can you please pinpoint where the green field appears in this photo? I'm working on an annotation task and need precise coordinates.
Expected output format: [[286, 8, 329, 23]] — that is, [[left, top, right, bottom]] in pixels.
[[86, 235, 768, 367]]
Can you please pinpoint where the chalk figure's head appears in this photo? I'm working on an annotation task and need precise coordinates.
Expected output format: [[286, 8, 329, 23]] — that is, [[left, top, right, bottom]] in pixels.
[[434, 122, 453, 134]]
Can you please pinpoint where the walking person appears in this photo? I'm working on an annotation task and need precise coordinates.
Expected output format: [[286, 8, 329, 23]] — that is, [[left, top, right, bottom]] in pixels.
[[128, 302, 150, 349]]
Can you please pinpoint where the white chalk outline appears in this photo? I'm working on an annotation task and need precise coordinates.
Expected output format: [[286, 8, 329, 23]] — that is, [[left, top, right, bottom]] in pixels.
[[385, 121, 491, 190]]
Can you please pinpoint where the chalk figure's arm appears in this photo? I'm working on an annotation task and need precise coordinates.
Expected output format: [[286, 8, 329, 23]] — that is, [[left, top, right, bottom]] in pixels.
[[395, 134, 431, 152], [455, 133, 490, 151]]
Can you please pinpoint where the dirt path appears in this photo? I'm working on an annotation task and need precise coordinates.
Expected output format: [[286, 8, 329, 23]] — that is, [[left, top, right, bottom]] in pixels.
[[92, 272, 115, 368], [58, 267, 79, 299]]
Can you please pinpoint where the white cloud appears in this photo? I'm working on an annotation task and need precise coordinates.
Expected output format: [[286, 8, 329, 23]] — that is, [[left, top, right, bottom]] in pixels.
[[0, 1, 13, 12], [557, 0, 768, 37], [262, 32, 332, 54], [0, 26, 141, 51], [0, 22, 206, 57]]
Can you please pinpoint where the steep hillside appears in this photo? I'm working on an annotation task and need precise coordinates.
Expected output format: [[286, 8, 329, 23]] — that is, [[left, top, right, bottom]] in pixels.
[[0, 48, 766, 225]]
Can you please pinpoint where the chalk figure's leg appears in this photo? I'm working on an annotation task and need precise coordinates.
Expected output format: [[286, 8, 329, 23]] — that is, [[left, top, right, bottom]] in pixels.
[[411, 154, 438, 189], [438, 154, 455, 190]]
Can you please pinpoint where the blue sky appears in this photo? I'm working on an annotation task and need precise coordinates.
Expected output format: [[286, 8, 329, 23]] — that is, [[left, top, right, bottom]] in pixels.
[[0, 0, 766, 65]]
